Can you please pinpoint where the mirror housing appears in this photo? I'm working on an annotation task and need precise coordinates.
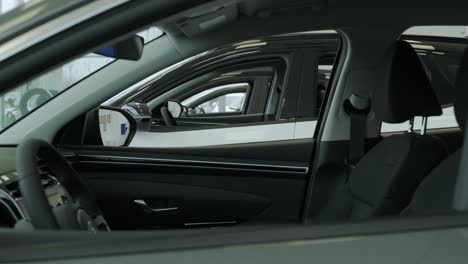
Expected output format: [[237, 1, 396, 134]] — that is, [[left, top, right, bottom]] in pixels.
[[98, 106, 136, 147], [94, 35, 144, 61], [121, 102, 152, 119]]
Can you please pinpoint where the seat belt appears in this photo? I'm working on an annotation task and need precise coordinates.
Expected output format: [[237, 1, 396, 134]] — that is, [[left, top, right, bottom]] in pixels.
[[343, 94, 371, 168]]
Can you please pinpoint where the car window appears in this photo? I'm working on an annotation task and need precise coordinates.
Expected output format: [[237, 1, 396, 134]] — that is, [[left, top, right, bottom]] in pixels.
[[56, 32, 341, 148], [316, 62, 333, 115], [196, 92, 246, 114], [0, 26, 162, 133], [120, 62, 286, 148], [183, 84, 248, 115], [146, 63, 278, 126], [0, 53, 114, 132]]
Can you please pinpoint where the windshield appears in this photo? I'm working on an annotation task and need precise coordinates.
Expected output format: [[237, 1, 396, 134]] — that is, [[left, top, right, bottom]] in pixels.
[[0, 26, 163, 132]]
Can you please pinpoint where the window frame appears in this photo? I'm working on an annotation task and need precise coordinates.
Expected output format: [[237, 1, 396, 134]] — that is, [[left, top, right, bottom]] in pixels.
[[293, 48, 339, 123], [146, 59, 289, 131], [55, 33, 342, 146]]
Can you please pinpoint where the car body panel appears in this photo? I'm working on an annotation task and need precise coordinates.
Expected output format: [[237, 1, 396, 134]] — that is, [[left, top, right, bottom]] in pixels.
[[54, 227, 465, 264], [3, 215, 468, 263], [67, 140, 311, 228], [130, 121, 297, 148]]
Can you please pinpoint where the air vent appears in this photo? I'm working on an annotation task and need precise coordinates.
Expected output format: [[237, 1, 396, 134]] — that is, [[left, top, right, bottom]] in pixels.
[[4, 181, 19, 199], [0, 198, 20, 226], [5, 172, 57, 199]]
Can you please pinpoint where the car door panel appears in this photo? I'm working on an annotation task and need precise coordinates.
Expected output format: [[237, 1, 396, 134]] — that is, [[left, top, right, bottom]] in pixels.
[[294, 120, 318, 139], [67, 144, 310, 229], [55, 34, 340, 230], [86, 177, 271, 229]]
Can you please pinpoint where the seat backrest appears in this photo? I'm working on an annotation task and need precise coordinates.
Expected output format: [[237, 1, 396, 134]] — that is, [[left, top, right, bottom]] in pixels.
[[316, 41, 447, 221], [405, 48, 468, 214]]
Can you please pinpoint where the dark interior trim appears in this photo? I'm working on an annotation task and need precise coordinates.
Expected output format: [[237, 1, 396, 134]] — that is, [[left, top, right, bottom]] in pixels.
[[75, 154, 309, 175], [58, 137, 315, 163], [302, 32, 346, 221], [148, 118, 295, 132]]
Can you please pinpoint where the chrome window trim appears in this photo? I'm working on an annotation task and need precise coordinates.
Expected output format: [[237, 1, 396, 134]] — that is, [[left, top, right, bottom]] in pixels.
[[0, 0, 129, 62], [102, 51, 210, 107], [76, 154, 309, 174], [184, 221, 236, 226]]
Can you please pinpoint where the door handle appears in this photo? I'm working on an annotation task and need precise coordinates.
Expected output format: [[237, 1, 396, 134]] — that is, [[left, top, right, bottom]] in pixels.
[[133, 199, 179, 212]]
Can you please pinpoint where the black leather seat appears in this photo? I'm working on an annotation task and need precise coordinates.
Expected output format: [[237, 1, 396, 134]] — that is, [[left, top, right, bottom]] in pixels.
[[404, 49, 468, 214], [316, 41, 448, 221]]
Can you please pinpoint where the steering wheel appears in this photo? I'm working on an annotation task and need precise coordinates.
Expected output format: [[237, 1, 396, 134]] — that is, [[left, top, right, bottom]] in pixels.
[[16, 139, 109, 231]]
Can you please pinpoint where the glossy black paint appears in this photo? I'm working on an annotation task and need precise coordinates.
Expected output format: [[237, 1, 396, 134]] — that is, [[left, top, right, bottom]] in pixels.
[[109, 34, 340, 108]]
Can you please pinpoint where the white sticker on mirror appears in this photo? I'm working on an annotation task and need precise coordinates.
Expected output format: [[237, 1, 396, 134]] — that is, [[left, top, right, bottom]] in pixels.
[[98, 109, 130, 146]]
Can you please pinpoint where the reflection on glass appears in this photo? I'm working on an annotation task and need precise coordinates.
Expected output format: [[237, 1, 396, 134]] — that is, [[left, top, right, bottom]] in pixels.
[[0, 26, 163, 131]]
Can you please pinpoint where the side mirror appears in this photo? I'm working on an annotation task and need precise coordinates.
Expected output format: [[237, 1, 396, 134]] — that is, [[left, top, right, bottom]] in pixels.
[[94, 35, 144, 61], [167, 100, 184, 118], [98, 106, 136, 147]]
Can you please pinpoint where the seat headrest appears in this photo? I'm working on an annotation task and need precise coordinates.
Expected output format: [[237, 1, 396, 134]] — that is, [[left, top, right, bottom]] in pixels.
[[454, 49, 468, 130], [373, 41, 442, 123]]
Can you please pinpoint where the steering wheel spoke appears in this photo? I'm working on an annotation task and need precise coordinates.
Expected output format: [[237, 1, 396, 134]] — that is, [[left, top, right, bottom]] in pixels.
[[16, 139, 109, 231]]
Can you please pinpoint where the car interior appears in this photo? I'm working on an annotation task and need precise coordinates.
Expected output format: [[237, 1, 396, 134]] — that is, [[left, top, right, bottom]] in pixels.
[[2, 0, 468, 262]]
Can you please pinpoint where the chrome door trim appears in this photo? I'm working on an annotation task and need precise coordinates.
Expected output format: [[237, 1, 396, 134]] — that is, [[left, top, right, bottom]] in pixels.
[[76, 154, 309, 174], [0, 0, 129, 62], [184, 221, 236, 227], [133, 200, 179, 213]]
